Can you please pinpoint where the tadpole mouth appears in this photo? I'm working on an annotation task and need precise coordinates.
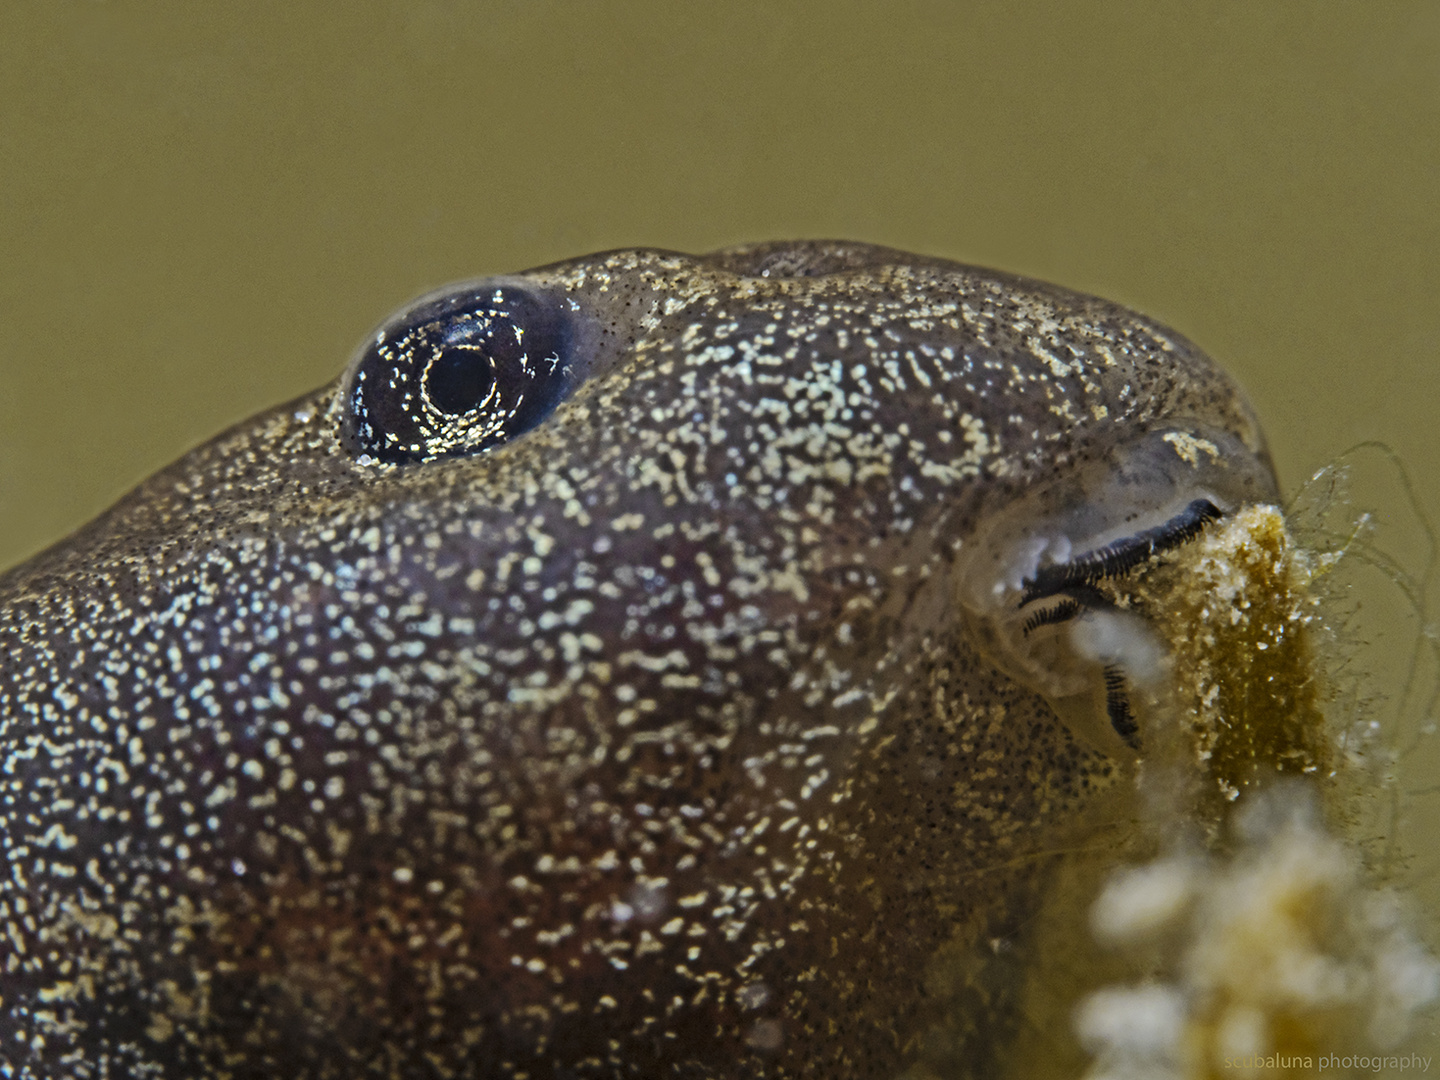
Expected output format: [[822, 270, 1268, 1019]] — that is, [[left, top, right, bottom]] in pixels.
[[956, 425, 1279, 756]]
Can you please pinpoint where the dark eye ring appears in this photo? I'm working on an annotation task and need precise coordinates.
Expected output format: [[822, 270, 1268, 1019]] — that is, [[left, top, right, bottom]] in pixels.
[[343, 284, 570, 464]]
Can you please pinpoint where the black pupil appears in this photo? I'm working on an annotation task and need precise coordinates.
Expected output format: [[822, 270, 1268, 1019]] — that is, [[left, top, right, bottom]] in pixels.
[[426, 346, 497, 415]]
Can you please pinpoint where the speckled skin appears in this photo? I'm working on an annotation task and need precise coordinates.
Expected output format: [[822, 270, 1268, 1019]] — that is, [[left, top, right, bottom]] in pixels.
[[0, 243, 1276, 1079]]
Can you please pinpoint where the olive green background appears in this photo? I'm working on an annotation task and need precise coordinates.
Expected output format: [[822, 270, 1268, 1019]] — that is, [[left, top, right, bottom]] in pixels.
[[2, 0, 1438, 1065], [4, 1, 1438, 575]]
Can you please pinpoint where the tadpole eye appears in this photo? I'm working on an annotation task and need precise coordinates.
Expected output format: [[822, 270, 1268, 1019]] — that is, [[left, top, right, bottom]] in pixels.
[[343, 284, 570, 463]]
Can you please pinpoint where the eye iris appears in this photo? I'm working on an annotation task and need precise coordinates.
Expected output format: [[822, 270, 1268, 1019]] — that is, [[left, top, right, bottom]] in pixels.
[[426, 346, 496, 415]]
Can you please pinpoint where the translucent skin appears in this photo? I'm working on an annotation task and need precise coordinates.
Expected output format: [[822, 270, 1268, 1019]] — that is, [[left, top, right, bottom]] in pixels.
[[0, 243, 1277, 1079]]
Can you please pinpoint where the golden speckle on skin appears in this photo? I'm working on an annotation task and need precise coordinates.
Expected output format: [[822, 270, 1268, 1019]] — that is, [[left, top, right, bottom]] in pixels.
[[0, 242, 1284, 1079]]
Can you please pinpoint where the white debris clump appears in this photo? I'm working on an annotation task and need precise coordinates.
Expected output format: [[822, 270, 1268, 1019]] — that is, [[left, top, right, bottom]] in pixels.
[[1075, 785, 1440, 1080]]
